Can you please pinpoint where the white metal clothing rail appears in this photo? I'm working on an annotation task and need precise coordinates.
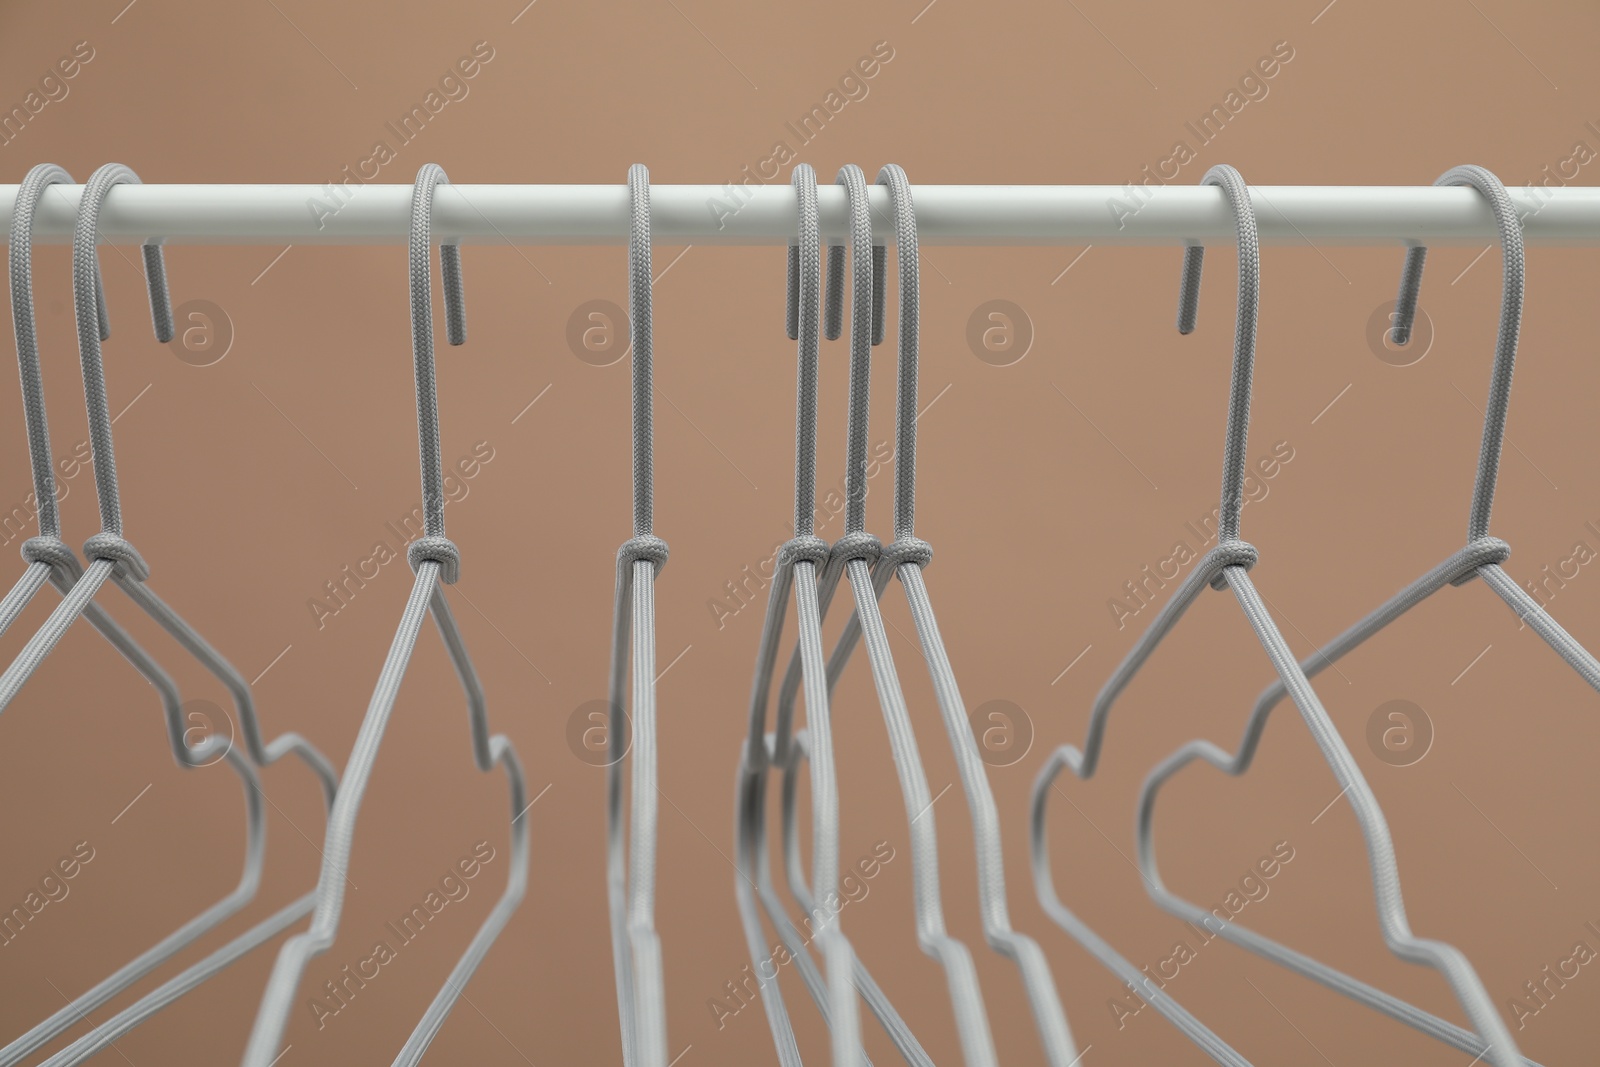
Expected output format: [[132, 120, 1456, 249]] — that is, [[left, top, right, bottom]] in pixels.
[[3, 184, 1600, 246]]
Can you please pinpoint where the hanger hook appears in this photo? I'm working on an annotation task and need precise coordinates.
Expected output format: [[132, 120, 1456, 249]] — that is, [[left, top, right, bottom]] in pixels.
[[1174, 164, 1261, 549], [788, 164, 824, 542], [627, 162, 659, 541], [1389, 165, 1524, 542], [817, 193, 886, 346], [765, 164, 881, 804], [405, 163, 468, 584], [10, 163, 80, 550], [71, 164, 175, 547], [830, 164, 878, 544], [874, 164, 926, 550]]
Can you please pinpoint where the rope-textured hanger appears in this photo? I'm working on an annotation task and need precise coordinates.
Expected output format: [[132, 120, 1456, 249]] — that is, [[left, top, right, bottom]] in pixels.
[[1, 162, 341, 791], [1, 164, 266, 1063], [1129, 164, 1575, 1065], [1027, 167, 1268, 1067], [773, 165, 930, 1064], [241, 162, 529, 1067], [393, 586, 530, 1067], [867, 162, 1082, 1066], [1029, 163, 1524, 1067], [777, 163, 1001, 1067], [1, 163, 130, 667], [0, 162, 168, 705], [1391, 167, 1600, 685], [734, 161, 901, 1067], [0, 163, 340, 1067], [606, 162, 672, 1067], [775, 164, 1080, 1065]]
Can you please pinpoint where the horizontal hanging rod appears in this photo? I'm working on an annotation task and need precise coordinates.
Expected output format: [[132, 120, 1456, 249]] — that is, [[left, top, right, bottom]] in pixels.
[[3, 183, 1599, 247]]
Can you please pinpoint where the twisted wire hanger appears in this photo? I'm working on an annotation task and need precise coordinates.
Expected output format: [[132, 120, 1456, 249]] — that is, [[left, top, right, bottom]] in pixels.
[[1029, 163, 1524, 1067], [768, 163, 1000, 1067], [241, 162, 529, 1067], [0, 163, 337, 1067], [735, 162, 925, 1067], [605, 162, 672, 1067], [1131, 163, 1571, 1065]]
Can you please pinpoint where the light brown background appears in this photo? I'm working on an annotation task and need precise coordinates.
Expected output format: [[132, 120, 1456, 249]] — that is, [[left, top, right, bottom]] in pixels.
[[0, 0, 1597, 1063]]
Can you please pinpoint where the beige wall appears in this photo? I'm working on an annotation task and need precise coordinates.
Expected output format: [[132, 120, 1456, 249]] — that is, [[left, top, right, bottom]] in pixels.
[[0, 0, 1597, 1063]]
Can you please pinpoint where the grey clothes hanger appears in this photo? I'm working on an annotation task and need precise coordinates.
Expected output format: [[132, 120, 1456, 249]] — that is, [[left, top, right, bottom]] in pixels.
[[735, 161, 924, 1067], [37, 895, 316, 1066], [763, 163, 999, 1067], [0, 162, 336, 1067], [1029, 171, 1260, 1067], [868, 163, 1078, 1066], [762, 384, 934, 1064], [761, 183, 951, 1067], [1130, 163, 1565, 1065], [241, 162, 529, 1067], [1029, 163, 1525, 1067], [733, 160, 855, 1067], [771, 164, 1081, 1066], [0, 163, 335, 801], [1391, 167, 1600, 685], [605, 162, 671, 1067], [781, 167, 932, 1067], [773, 736, 933, 1067]]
